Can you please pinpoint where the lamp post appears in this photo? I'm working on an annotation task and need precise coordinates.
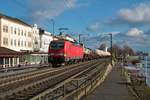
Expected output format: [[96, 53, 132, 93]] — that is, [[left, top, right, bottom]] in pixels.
[[78, 34, 89, 43], [51, 19, 55, 34], [108, 33, 113, 66], [58, 28, 69, 31], [58, 28, 69, 35], [79, 34, 82, 43]]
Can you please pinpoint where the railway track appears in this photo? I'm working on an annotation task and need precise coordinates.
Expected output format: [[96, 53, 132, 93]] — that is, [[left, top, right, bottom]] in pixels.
[[0, 60, 102, 100], [0, 62, 90, 93], [0, 61, 88, 87], [31, 59, 109, 100], [0, 68, 52, 85]]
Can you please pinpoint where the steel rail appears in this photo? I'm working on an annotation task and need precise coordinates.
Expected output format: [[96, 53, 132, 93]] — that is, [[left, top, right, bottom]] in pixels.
[[0, 68, 52, 84], [59, 62, 108, 100], [3, 60, 97, 99], [0, 60, 98, 99], [30, 60, 105, 100], [0, 61, 90, 87]]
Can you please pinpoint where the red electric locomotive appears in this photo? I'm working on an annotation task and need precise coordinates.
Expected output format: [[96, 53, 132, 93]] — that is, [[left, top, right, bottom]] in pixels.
[[48, 40, 84, 66]]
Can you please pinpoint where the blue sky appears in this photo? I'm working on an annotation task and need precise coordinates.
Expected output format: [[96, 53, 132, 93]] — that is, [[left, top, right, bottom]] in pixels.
[[0, 0, 150, 52]]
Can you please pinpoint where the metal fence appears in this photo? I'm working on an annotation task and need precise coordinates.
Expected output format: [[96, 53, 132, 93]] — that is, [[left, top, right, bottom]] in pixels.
[[143, 56, 150, 87]]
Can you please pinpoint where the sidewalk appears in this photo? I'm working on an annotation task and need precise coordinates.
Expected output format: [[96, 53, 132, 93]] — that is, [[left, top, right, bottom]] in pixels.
[[83, 64, 136, 100]]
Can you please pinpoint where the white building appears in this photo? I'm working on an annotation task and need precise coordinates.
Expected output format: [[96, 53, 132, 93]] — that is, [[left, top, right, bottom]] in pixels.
[[19, 24, 41, 65], [19, 27, 53, 65], [0, 13, 34, 67], [39, 29, 53, 52], [0, 13, 55, 67], [23, 28, 53, 65], [32, 24, 40, 51], [0, 14, 33, 52]]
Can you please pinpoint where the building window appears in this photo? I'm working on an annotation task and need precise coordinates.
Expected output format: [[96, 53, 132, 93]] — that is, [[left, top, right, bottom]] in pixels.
[[14, 28, 17, 34], [11, 39, 13, 46], [11, 27, 13, 34], [25, 41, 26, 47], [24, 31, 26, 36], [18, 40, 20, 47], [3, 25, 8, 33], [28, 41, 32, 47], [3, 37, 8, 45], [14, 40, 16, 46], [28, 32, 32, 37], [22, 30, 23, 36], [21, 40, 23, 47], [36, 30, 38, 34], [18, 28, 20, 36]]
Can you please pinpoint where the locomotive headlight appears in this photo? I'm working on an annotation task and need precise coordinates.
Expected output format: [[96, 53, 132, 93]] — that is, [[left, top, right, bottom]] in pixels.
[[64, 53, 67, 57], [58, 53, 67, 56]]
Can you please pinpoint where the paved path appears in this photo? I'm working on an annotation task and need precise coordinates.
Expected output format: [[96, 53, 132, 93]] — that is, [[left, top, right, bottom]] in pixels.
[[83, 64, 136, 100]]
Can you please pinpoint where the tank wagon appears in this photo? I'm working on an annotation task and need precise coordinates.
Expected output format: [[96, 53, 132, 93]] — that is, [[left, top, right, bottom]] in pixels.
[[95, 49, 111, 57], [83, 48, 99, 60]]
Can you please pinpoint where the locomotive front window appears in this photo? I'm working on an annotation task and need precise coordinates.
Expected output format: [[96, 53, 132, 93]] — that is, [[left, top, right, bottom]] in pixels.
[[50, 41, 64, 49]]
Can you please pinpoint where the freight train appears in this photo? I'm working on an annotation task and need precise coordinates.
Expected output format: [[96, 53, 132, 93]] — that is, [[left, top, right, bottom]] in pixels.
[[48, 39, 110, 67]]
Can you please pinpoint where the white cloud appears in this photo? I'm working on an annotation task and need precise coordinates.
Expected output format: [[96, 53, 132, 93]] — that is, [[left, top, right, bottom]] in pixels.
[[27, 0, 78, 22], [86, 22, 101, 32], [126, 28, 144, 38], [119, 3, 150, 23]]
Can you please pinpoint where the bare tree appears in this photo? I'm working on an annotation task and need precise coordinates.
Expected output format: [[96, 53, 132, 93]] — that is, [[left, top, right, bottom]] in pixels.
[[112, 44, 123, 58], [122, 44, 135, 56], [108, 43, 135, 60]]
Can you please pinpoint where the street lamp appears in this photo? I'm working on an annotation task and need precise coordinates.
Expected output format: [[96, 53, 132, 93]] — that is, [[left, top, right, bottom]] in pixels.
[[51, 19, 55, 34], [58, 28, 69, 31], [77, 33, 90, 43], [78, 34, 82, 43], [108, 33, 113, 66], [58, 28, 69, 35]]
